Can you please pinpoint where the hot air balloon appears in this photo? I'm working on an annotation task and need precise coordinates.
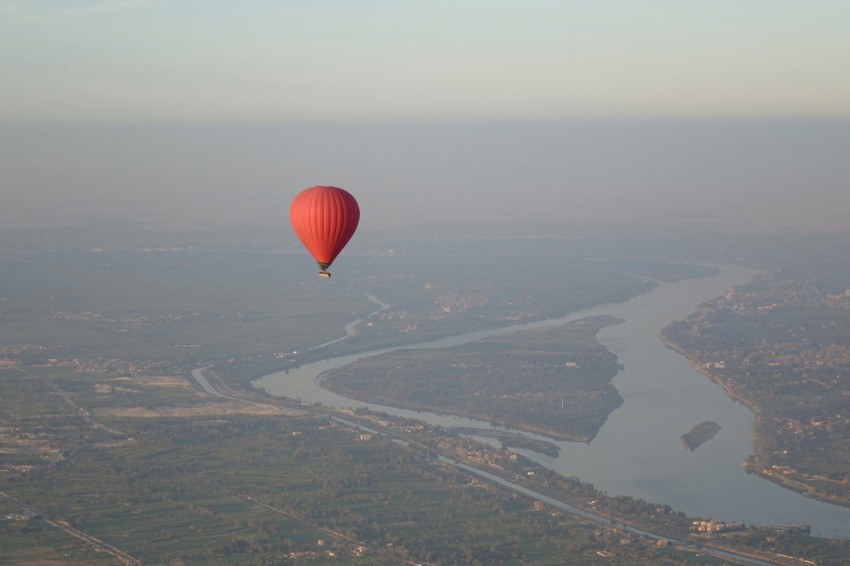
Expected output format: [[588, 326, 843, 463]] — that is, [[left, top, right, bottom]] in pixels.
[[289, 186, 360, 277]]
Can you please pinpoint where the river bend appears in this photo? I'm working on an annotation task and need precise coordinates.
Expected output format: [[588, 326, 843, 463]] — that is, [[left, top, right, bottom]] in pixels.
[[255, 266, 850, 538]]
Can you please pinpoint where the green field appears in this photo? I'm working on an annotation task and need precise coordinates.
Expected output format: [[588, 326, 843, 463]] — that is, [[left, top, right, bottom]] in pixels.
[[323, 316, 625, 441], [0, 250, 372, 365], [1, 413, 719, 565], [5, 224, 849, 564]]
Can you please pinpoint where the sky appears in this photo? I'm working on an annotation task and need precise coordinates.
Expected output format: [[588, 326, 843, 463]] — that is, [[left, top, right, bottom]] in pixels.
[[2, 0, 849, 123], [1, 1, 849, 233]]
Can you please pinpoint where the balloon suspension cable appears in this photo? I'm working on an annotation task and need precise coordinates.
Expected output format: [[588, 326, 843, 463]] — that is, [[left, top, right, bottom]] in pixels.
[[317, 262, 331, 277]]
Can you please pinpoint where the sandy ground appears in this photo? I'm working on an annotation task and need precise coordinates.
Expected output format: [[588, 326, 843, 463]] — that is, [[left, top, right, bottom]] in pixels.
[[94, 374, 305, 417], [95, 401, 303, 418], [111, 375, 192, 387]]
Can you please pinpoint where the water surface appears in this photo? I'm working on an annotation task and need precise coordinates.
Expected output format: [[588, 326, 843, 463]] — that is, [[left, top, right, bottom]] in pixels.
[[256, 266, 850, 537]]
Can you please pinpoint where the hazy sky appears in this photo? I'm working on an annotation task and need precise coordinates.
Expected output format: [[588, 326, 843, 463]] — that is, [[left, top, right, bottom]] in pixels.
[[2, 1, 849, 122], [3, 120, 849, 232], [2, 2, 849, 233]]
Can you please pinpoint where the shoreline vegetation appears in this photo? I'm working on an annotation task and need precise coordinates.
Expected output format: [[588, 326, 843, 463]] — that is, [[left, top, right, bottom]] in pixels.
[[5, 366, 839, 565], [6, 223, 850, 561], [661, 337, 850, 509], [446, 427, 561, 458], [321, 316, 626, 443]]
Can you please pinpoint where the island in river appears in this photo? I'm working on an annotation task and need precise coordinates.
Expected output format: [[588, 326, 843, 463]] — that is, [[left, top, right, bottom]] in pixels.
[[661, 265, 850, 507], [321, 315, 624, 442], [681, 421, 722, 452]]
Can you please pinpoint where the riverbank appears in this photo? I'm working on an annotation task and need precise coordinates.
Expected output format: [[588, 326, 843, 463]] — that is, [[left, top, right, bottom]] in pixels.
[[447, 427, 561, 457], [661, 337, 850, 509], [317, 372, 608, 442], [258, 264, 850, 536], [660, 338, 760, 415]]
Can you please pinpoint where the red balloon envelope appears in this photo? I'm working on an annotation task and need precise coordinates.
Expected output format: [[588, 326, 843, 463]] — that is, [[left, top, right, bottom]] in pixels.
[[289, 186, 360, 276]]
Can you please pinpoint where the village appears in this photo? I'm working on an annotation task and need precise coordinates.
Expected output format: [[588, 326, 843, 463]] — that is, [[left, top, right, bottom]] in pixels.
[[661, 273, 850, 505]]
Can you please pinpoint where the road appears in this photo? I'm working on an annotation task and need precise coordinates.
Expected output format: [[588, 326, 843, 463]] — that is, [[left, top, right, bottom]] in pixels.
[[1, 491, 141, 566], [192, 365, 815, 566]]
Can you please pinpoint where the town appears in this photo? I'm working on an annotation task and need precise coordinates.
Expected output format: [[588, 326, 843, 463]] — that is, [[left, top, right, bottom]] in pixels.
[[662, 270, 850, 506]]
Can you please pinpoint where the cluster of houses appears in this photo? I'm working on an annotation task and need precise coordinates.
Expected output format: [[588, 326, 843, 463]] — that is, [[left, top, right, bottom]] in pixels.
[[691, 519, 744, 534]]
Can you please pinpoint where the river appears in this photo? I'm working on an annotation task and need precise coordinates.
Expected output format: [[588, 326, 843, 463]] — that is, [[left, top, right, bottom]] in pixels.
[[255, 266, 850, 538]]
